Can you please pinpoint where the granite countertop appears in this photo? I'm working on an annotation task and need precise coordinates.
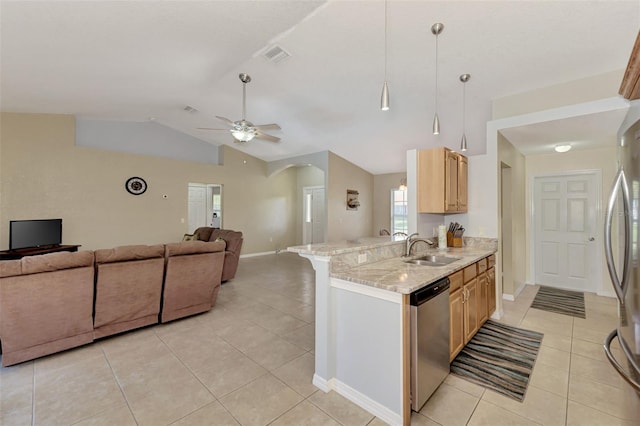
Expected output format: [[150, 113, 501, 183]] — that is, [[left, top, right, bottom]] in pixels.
[[331, 246, 496, 294], [288, 236, 405, 256]]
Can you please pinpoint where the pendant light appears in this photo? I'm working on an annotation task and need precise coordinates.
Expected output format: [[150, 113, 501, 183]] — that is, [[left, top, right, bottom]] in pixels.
[[431, 23, 444, 134], [380, 0, 390, 111], [459, 74, 470, 152]]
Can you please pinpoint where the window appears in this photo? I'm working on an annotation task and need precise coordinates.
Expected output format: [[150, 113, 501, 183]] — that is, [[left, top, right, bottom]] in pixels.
[[391, 189, 408, 235]]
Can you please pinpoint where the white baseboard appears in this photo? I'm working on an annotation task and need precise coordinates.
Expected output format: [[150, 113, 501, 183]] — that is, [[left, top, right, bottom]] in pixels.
[[596, 290, 616, 298], [502, 282, 528, 302], [327, 378, 403, 426], [239, 250, 277, 258], [312, 374, 331, 392]]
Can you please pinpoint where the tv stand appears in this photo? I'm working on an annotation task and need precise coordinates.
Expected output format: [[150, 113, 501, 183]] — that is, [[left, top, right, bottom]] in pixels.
[[0, 245, 81, 261]]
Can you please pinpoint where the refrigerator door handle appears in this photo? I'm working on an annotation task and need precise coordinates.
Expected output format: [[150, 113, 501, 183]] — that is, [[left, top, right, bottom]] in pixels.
[[604, 169, 631, 302], [604, 329, 640, 392]]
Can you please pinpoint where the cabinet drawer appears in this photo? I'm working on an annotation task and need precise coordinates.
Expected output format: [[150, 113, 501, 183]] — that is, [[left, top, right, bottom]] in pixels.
[[449, 270, 463, 293], [477, 258, 487, 274], [463, 264, 477, 282], [488, 254, 496, 268]]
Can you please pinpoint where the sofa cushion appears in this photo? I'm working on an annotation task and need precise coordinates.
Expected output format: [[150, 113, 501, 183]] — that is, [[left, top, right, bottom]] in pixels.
[[20, 251, 95, 275], [95, 244, 164, 264], [0, 259, 23, 278], [193, 227, 214, 242], [165, 241, 225, 257], [208, 229, 243, 254]]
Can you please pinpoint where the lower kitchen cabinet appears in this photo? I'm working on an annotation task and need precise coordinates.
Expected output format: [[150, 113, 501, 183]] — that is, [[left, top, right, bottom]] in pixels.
[[463, 278, 479, 343], [487, 266, 496, 316], [449, 255, 496, 361]]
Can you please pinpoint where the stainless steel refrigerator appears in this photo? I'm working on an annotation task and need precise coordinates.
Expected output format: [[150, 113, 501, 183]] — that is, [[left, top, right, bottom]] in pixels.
[[604, 99, 640, 421]]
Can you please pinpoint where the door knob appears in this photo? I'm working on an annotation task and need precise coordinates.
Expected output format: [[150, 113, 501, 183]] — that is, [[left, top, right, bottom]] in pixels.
[[589, 237, 595, 241]]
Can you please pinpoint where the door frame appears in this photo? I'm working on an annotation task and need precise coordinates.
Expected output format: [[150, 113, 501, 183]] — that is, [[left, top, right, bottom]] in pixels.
[[302, 185, 325, 245], [529, 169, 603, 293]]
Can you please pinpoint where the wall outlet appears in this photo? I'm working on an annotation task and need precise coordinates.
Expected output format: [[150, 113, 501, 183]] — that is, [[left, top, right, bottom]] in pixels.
[[358, 253, 367, 264]]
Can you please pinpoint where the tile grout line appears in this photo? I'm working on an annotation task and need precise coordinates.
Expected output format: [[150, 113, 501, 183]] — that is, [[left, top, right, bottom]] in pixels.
[[98, 343, 140, 426]]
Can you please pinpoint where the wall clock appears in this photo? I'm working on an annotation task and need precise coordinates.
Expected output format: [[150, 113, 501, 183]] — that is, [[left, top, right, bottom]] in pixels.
[[125, 177, 147, 195]]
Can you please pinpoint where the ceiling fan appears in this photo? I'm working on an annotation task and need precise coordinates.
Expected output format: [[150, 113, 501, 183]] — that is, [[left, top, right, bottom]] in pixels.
[[198, 73, 281, 143]]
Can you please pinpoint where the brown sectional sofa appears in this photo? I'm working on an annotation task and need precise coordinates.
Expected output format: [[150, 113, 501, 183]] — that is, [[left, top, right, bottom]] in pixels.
[[93, 244, 165, 339], [161, 241, 225, 322], [193, 227, 243, 282], [0, 240, 225, 367], [0, 251, 95, 367]]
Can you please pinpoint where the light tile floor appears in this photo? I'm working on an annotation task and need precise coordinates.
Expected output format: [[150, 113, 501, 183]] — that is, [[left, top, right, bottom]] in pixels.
[[1, 252, 637, 425]]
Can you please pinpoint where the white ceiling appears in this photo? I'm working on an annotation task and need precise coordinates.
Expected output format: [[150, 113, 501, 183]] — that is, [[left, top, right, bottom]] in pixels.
[[1, 0, 638, 174]]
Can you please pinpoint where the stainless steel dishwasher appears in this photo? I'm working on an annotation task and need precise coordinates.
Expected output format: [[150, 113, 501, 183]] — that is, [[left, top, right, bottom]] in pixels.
[[410, 276, 450, 411]]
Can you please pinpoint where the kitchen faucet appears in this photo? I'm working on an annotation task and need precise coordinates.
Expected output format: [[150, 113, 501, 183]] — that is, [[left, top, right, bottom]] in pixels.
[[404, 233, 419, 257], [403, 233, 435, 257]]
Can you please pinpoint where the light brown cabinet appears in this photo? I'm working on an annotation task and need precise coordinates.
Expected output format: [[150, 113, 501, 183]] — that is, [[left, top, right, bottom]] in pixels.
[[417, 147, 468, 214], [449, 255, 496, 361]]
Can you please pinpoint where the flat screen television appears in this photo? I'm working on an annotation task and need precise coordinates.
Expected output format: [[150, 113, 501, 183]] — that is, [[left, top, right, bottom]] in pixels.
[[9, 219, 62, 250]]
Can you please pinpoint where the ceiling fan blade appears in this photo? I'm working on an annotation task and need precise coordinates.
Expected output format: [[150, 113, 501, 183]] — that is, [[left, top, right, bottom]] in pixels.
[[254, 123, 281, 131], [215, 116, 235, 126], [255, 131, 280, 143], [197, 127, 230, 131]]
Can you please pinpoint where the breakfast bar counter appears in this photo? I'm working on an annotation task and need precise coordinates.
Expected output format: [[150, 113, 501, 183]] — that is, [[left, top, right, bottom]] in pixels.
[[288, 237, 497, 426]]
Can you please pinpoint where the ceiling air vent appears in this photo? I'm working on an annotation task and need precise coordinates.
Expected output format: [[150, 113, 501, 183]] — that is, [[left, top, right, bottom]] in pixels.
[[262, 45, 291, 63]]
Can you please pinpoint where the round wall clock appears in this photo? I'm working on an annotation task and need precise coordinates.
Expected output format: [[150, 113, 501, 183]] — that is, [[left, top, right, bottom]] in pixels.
[[125, 177, 147, 195]]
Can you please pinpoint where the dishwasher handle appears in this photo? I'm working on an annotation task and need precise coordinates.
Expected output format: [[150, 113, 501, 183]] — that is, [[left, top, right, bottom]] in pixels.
[[410, 277, 450, 306]]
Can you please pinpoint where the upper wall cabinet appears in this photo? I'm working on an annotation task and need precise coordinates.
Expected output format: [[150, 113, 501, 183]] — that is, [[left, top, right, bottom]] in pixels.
[[417, 147, 468, 214]]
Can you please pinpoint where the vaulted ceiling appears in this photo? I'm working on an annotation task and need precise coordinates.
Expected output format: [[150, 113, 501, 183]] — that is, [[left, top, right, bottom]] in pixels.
[[1, 1, 638, 174]]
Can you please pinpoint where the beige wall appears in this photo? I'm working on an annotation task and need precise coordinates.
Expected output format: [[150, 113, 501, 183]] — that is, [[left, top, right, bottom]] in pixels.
[[373, 173, 405, 235], [525, 146, 617, 295], [497, 134, 527, 297], [326, 152, 373, 242], [0, 113, 298, 254], [492, 70, 623, 119]]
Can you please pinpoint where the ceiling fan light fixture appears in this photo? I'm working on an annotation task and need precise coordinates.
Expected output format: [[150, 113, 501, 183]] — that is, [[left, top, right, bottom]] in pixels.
[[554, 144, 571, 153], [231, 120, 257, 142]]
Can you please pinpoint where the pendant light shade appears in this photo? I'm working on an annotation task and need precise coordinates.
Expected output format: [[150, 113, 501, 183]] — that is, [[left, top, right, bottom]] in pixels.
[[381, 81, 389, 111], [380, 0, 390, 111], [459, 74, 470, 152], [431, 23, 444, 134]]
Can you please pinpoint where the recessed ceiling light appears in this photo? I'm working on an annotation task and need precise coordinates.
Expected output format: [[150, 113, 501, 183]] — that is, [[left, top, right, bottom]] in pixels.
[[554, 144, 571, 153]]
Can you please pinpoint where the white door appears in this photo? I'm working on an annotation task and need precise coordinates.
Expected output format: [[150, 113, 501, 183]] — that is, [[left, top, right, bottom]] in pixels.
[[534, 173, 600, 292], [303, 186, 325, 244], [188, 184, 207, 233]]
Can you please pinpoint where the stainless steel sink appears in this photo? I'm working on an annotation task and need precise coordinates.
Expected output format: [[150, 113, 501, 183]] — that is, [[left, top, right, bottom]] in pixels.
[[404, 255, 461, 267]]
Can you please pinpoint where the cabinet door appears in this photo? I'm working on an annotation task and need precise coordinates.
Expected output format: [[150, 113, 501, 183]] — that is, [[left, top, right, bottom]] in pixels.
[[478, 272, 488, 325], [487, 267, 496, 316], [445, 150, 459, 212], [463, 278, 479, 343], [449, 288, 465, 361], [458, 155, 468, 211]]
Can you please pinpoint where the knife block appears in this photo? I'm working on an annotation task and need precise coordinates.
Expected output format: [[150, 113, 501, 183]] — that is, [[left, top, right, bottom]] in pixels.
[[447, 231, 463, 248]]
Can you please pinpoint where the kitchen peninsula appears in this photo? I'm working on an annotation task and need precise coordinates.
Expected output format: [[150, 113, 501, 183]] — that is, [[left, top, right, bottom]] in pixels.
[[289, 236, 497, 426]]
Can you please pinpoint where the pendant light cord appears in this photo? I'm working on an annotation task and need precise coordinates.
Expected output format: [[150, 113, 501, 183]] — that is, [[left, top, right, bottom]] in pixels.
[[435, 33, 438, 113], [384, 0, 388, 81], [462, 81, 465, 131]]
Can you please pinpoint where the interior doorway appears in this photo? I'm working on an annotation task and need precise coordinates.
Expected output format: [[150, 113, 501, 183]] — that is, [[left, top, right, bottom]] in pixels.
[[303, 186, 325, 244], [187, 183, 222, 233], [533, 171, 601, 292]]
